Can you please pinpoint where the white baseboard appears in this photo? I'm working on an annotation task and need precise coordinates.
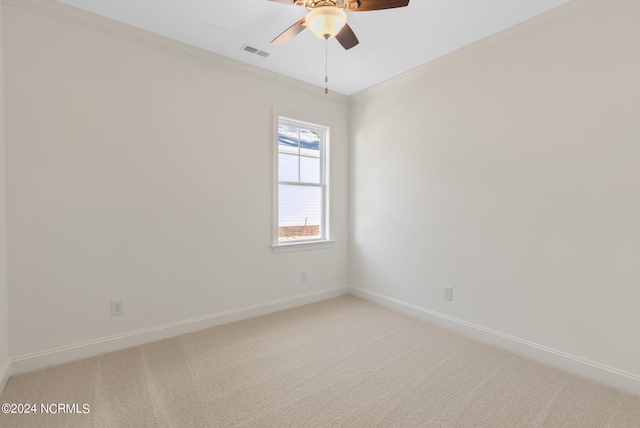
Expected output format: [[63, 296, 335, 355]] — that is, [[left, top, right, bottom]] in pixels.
[[349, 286, 640, 397], [0, 358, 11, 395], [11, 286, 348, 375]]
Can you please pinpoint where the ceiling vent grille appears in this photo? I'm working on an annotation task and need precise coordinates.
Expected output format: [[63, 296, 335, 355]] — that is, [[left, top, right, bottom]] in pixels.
[[241, 44, 270, 58]]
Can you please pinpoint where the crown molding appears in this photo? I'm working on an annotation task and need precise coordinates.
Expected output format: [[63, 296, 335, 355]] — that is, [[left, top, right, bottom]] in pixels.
[[350, 0, 616, 103], [1, 0, 616, 106], [2, 0, 350, 105]]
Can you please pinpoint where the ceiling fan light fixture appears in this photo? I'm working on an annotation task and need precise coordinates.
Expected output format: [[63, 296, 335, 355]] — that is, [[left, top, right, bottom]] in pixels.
[[306, 6, 347, 40]]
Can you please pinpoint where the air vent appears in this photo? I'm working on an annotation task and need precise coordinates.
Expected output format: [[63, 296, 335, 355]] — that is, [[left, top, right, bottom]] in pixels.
[[243, 45, 258, 54], [241, 44, 270, 58]]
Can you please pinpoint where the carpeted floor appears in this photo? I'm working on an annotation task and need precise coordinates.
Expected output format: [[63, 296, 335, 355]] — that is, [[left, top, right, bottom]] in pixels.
[[1, 295, 639, 427]]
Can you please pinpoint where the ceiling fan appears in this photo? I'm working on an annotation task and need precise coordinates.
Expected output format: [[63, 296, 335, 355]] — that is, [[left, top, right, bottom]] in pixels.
[[269, 0, 410, 50]]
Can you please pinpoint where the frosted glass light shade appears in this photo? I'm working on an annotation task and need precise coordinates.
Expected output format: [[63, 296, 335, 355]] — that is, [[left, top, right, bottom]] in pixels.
[[306, 7, 346, 40]]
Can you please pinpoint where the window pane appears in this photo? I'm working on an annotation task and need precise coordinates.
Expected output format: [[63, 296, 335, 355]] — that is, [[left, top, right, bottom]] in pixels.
[[300, 148, 320, 184], [278, 124, 300, 149], [278, 153, 299, 182], [299, 128, 320, 151], [279, 184, 322, 241]]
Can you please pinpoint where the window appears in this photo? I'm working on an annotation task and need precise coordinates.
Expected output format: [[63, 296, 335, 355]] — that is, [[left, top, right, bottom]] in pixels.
[[274, 116, 329, 248]]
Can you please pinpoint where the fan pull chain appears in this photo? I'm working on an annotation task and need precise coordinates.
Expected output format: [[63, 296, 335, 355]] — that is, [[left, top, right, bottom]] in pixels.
[[325, 38, 328, 95]]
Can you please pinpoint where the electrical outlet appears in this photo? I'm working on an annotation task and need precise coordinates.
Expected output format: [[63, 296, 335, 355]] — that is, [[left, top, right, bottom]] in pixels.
[[443, 287, 453, 301], [301, 272, 308, 282], [111, 299, 124, 316]]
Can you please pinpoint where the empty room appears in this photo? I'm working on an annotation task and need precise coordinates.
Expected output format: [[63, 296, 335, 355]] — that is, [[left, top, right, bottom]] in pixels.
[[0, 0, 639, 426]]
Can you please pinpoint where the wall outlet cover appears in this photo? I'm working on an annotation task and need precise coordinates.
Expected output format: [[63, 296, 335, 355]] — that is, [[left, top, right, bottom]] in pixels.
[[111, 299, 124, 316]]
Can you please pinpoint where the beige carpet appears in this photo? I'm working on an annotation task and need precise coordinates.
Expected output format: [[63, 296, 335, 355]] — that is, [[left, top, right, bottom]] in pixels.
[[1, 295, 639, 427]]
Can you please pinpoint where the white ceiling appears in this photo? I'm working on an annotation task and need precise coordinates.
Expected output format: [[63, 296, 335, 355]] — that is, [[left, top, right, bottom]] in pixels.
[[55, 0, 571, 96]]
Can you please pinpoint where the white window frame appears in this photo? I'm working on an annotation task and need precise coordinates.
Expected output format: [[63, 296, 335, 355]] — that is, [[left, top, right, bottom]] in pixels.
[[272, 111, 334, 253]]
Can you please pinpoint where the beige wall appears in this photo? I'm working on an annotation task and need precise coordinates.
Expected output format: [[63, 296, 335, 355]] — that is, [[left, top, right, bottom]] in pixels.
[[4, 3, 349, 362], [351, 0, 640, 382], [0, 0, 11, 390]]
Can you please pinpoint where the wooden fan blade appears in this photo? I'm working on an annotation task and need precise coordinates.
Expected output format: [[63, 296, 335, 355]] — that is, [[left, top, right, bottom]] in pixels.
[[271, 18, 306, 46], [335, 23, 359, 50], [345, 0, 410, 12]]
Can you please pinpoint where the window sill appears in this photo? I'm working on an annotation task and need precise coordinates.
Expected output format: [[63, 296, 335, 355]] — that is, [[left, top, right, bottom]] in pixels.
[[271, 240, 336, 254]]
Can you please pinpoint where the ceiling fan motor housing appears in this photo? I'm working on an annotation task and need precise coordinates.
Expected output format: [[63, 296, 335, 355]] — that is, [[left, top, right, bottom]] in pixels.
[[305, 0, 345, 9], [270, 0, 409, 49]]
